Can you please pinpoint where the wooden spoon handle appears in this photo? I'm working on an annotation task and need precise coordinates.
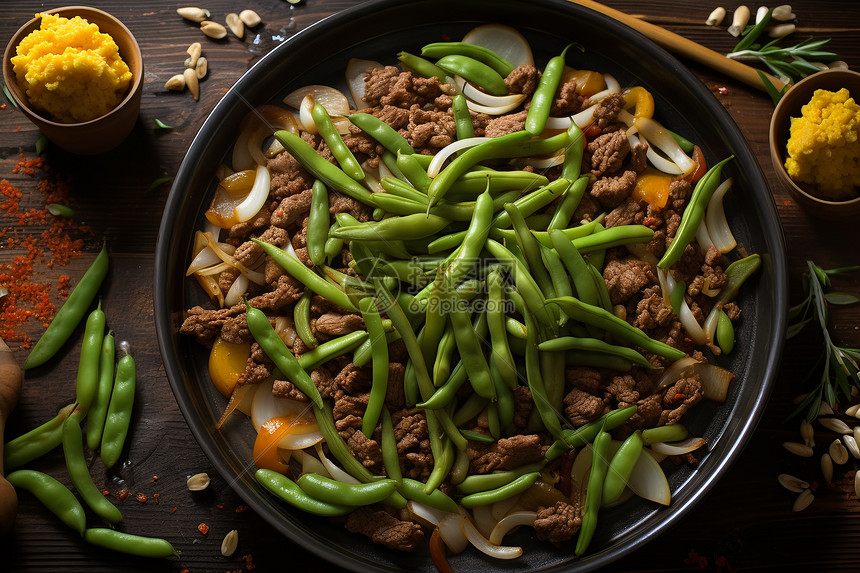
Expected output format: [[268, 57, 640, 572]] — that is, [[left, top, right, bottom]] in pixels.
[[568, 0, 786, 92]]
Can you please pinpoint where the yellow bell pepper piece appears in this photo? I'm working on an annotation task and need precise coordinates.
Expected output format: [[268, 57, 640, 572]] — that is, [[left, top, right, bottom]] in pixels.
[[563, 67, 606, 97], [622, 86, 655, 119], [208, 336, 251, 397], [632, 169, 672, 208]]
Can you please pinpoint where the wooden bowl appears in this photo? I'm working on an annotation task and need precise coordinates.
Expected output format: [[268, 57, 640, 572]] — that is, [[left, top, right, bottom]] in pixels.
[[769, 69, 860, 219], [3, 6, 143, 155]]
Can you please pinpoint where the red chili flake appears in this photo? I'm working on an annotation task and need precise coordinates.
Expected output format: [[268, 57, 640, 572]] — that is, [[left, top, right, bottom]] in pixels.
[[136, 492, 148, 503], [153, 493, 160, 504], [102, 490, 110, 496], [197, 522, 210, 535], [243, 553, 255, 570], [674, 393, 686, 401], [235, 504, 249, 513], [172, 506, 178, 513], [216, 504, 225, 509], [116, 489, 130, 502], [181, 570, 189, 573], [1, 104, 6, 110]]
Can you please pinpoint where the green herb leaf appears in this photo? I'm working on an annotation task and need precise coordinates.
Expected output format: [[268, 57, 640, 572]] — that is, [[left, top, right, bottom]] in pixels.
[[46, 203, 74, 217], [35, 135, 49, 155], [1, 82, 19, 109], [153, 118, 173, 130], [824, 292, 860, 306], [147, 175, 174, 192], [757, 71, 788, 105]]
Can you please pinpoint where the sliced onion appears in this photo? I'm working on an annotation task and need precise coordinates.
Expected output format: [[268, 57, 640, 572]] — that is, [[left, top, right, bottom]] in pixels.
[[582, 74, 621, 107], [705, 178, 736, 253], [635, 117, 696, 175], [695, 217, 716, 253], [645, 143, 684, 175], [571, 103, 598, 128], [703, 307, 721, 343], [544, 115, 574, 130], [250, 379, 314, 431], [359, 159, 380, 192], [266, 136, 286, 158], [224, 272, 249, 307], [655, 356, 700, 392], [202, 219, 223, 242], [489, 494, 522, 521], [216, 383, 259, 430], [246, 106, 299, 166], [201, 231, 266, 285], [314, 442, 360, 484], [345, 58, 384, 109], [295, 450, 330, 478], [428, 137, 492, 177], [602, 486, 635, 508], [186, 244, 221, 275], [408, 501, 447, 527], [472, 504, 496, 538], [284, 85, 350, 116], [439, 511, 469, 554], [232, 127, 255, 172], [462, 24, 533, 68], [0, 286, 8, 300], [234, 164, 271, 222], [678, 296, 707, 345], [195, 262, 232, 277], [650, 436, 708, 456], [571, 445, 592, 495], [274, 316, 297, 347], [465, 97, 527, 116], [510, 152, 564, 169], [627, 449, 671, 505], [460, 508, 522, 559], [460, 81, 521, 108], [488, 511, 537, 545], [696, 361, 735, 402], [279, 429, 324, 450], [299, 94, 316, 134]]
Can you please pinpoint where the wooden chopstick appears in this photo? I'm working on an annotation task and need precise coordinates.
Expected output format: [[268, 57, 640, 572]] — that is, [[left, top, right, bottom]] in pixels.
[[567, 0, 787, 93]]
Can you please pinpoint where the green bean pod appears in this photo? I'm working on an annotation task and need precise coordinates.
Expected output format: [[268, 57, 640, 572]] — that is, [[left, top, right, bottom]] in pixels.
[[398, 478, 459, 513], [485, 239, 555, 329], [417, 361, 468, 410], [306, 180, 330, 267], [420, 42, 514, 76], [396, 151, 432, 193], [6, 469, 86, 535], [560, 123, 586, 182], [255, 469, 353, 516], [348, 113, 415, 155], [4, 404, 77, 471], [297, 473, 398, 506], [359, 297, 388, 437], [460, 472, 541, 508], [63, 411, 123, 524], [523, 310, 563, 439], [75, 302, 106, 413], [331, 213, 450, 241], [456, 462, 546, 495], [24, 243, 108, 370], [571, 225, 655, 254], [492, 178, 570, 229], [100, 348, 135, 470], [246, 301, 322, 408], [435, 54, 508, 95], [424, 431, 454, 493], [538, 336, 653, 369], [431, 324, 456, 386], [312, 102, 365, 181], [548, 176, 588, 231], [716, 309, 735, 354], [274, 130, 375, 205], [380, 409, 402, 483], [294, 292, 318, 349], [487, 271, 518, 390], [298, 331, 368, 371], [642, 423, 689, 445], [544, 405, 638, 461], [447, 189, 494, 286], [602, 430, 644, 505], [525, 44, 570, 134], [505, 202, 556, 301], [575, 428, 611, 556], [548, 296, 687, 361], [86, 331, 114, 451], [84, 528, 179, 558], [397, 51, 447, 81], [447, 169, 549, 197], [450, 304, 495, 400], [452, 94, 475, 140]]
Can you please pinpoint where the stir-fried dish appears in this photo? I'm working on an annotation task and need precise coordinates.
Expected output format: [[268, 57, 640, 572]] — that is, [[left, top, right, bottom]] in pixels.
[[179, 24, 760, 564]]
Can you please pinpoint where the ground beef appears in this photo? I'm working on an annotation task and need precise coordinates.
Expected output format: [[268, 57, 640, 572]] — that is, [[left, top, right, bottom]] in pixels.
[[550, 81, 584, 116], [592, 93, 625, 128], [589, 170, 637, 209], [271, 188, 313, 228], [345, 426, 384, 473], [603, 257, 657, 305], [606, 374, 639, 408], [345, 507, 424, 552], [564, 388, 607, 426], [267, 150, 312, 201], [363, 66, 446, 109], [313, 313, 365, 337], [179, 304, 244, 347], [392, 409, 433, 481], [660, 374, 703, 425], [513, 386, 534, 429], [233, 226, 289, 267], [629, 142, 649, 173], [469, 434, 545, 474], [247, 274, 303, 311], [505, 64, 540, 95], [631, 285, 674, 331], [572, 194, 601, 223], [534, 499, 582, 544], [385, 363, 406, 410], [219, 313, 253, 344], [329, 192, 373, 222], [226, 209, 271, 244], [374, 104, 410, 130], [604, 197, 644, 228], [485, 109, 528, 138], [566, 367, 602, 395], [586, 130, 630, 177], [407, 104, 455, 150], [217, 266, 241, 296]]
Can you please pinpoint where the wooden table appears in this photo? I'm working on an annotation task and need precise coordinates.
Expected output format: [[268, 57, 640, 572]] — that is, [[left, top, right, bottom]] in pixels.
[[1, 1, 858, 571]]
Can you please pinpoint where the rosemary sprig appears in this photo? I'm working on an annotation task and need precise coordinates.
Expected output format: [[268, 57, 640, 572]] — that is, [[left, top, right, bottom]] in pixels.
[[787, 261, 860, 422], [728, 37, 839, 84]]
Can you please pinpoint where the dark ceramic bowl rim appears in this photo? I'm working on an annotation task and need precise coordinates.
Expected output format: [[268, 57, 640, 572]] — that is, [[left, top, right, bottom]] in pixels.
[[154, 0, 788, 571]]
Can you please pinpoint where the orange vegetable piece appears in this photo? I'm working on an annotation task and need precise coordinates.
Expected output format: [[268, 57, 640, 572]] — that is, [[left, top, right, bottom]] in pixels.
[[632, 169, 673, 208], [622, 86, 655, 119], [208, 337, 251, 397], [253, 415, 318, 474], [563, 67, 606, 97]]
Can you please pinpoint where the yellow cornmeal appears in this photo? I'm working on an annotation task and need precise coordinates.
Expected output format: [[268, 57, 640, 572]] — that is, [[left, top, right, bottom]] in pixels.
[[11, 13, 132, 124], [784, 87, 860, 201]]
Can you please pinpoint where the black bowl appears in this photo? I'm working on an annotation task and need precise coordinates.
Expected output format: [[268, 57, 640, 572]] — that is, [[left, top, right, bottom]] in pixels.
[[154, 0, 788, 570]]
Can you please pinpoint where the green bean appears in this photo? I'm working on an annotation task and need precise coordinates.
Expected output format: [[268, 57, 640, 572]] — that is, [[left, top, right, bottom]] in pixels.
[[526, 213, 554, 230], [4, 404, 77, 470], [451, 93, 475, 140], [255, 469, 353, 516], [255, 240, 356, 312], [548, 296, 687, 361], [397, 51, 447, 81], [716, 309, 735, 354], [453, 392, 489, 426], [100, 347, 135, 470], [538, 336, 653, 369], [446, 169, 549, 198], [299, 331, 369, 373], [332, 213, 449, 241], [485, 239, 555, 329], [523, 310, 563, 439], [541, 243, 573, 305], [658, 156, 734, 269], [492, 178, 569, 229], [424, 431, 454, 493], [24, 243, 108, 370], [449, 448, 470, 486], [545, 405, 638, 461], [560, 124, 586, 182], [6, 469, 86, 535], [420, 268, 448, 370], [548, 176, 588, 231], [312, 401, 375, 482], [420, 42, 514, 77], [348, 113, 415, 155], [418, 361, 467, 410], [456, 462, 546, 495], [404, 359, 419, 407], [492, 367, 516, 435], [353, 330, 399, 367], [525, 44, 569, 135], [380, 409, 402, 483], [427, 127, 574, 206], [575, 427, 611, 556], [293, 292, 318, 349], [324, 229, 344, 264], [602, 430, 644, 505], [71, 302, 105, 414], [63, 411, 123, 524], [564, 350, 634, 371], [642, 423, 688, 445], [450, 302, 495, 400], [434, 54, 508, 96], [505, 203, 556, 301], [312, 102, 365, 181], [359, 297, 388, 438], [667, 129, 695, 153], [570, 225, 654, 254], [381, 150, 408, 181], [306, 180, 330, 267], [521, 217, 605, 248], [461, 472, 541, 508], [297, 473, 397, 506], [84, 528, 179, 558], [486, 402, 501, 439], [274, 130, 374, 205], [398, 478, 458, 513], [487, 271, 517, 390], [46, 203, 74, 217], [460, 429, 495, 443], [589, 262, 613, 312], [540, 347, 566, 429], [380, 177, 429, 203], [86, 331, 115, 450], [549, 228, 601, 313], [396, 151, 432, 193], [432, 325, 456, 387], [246, 301, 322, 408], [447, 189, 494, 286]]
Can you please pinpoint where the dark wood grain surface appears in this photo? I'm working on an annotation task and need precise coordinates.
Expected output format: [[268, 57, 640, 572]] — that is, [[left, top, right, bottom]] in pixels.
[[1, 1, 859, 571]]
